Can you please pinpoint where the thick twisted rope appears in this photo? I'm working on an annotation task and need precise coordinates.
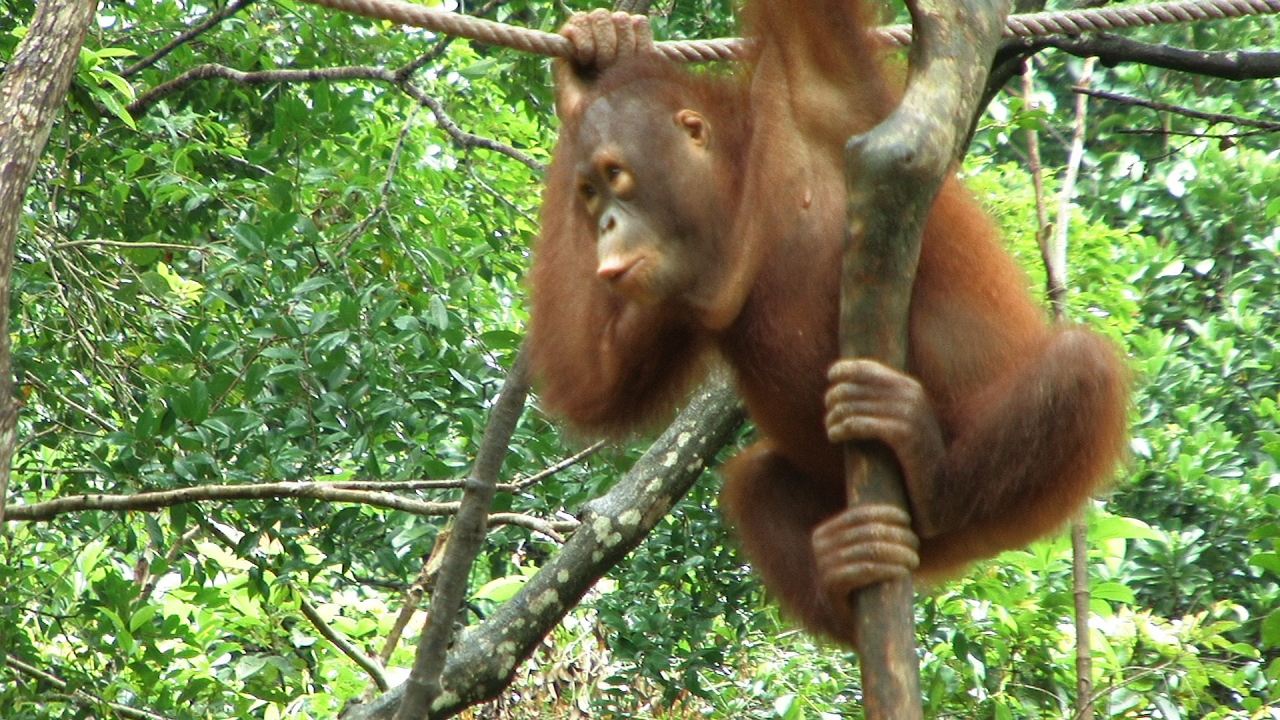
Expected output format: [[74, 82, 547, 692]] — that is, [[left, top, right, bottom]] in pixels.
[[306, 0, 1280, 57], [882, 0, 1280, 44], [1009, 0, 1280, 37]]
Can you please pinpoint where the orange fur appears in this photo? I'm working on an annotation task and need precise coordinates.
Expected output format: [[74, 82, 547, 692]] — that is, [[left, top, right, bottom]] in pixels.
[[528, 0, 1128, 646]]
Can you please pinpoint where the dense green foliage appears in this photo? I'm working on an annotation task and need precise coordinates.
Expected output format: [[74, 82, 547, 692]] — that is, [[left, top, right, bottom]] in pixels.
[[0, 0, 1278, 717]]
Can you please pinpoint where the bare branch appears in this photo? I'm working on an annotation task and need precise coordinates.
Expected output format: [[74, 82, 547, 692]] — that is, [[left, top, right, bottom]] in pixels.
[[5, 481, 458, 521], [488, 512, 578, 541], [376, 529, 450, 682], [128, 64, 394, 116], [333, 104, 423, 277], [126, 63, 543, 172], [507, 441, 607, 491], [1037, 33, 1280, 80], [122, 0, 259, 78], [7, 657, 176, 720], [12, 442, 607, 518], [137, 525, 203, 604], [410, 92, 543, 172], [1050, 58, 1097, 315], [1078, 87, 1280, 131], [24, 375, 117, 431], [395, 350, 531, 719], [343, 379, 745, 720], [53, 239, 202, 252], [300, 594, 391, 692], [329, 479, 468, 491]]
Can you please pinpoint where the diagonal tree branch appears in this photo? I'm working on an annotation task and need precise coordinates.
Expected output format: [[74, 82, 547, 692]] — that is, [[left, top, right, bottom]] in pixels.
[[122, 0, 259, 77], [393, 348, 532, 720], [301, 592, 392, 691], [343, 378, 745, 720], [7, 657, 176, 720], [1078, 87, 1280, 131], [127, 64, 543, 172]]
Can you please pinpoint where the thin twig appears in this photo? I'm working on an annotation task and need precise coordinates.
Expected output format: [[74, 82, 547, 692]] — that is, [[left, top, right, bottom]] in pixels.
[[4, 481, 461, 521], [137, 525, 203, 604], [335, 105, 420, 262], [53, 239, 203, 252], [300, 594, 391, 691], [24, 376, 116, 432], [1033, 55, 1100, 720], [127, 64, 542, 171], [507, 441, 607, 491], [1050, 59, 1097, 315], [1075, 657, 1182, 720], [7, 657, 177, 720], [122, 0, 259, 77], [1077, 87, 1280, 131]]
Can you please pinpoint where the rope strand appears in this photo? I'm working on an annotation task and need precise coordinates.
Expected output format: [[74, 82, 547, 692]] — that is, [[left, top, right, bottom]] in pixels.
[[304, 0, 1280, 56], [1006, 0, 1280, 39]]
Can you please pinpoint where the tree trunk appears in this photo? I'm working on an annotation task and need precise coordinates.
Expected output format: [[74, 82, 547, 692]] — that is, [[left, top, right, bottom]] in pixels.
[[0, 0, 100, 524]]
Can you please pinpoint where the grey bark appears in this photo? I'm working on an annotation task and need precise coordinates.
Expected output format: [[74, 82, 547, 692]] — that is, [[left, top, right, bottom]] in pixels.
[[0, 0, 100, 525]]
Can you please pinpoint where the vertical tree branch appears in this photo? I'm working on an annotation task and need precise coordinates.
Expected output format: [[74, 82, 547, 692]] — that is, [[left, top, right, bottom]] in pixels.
[[839, 0, 1009, 715], [1022, 62, 1053, 290], [1070, 520, 1094, 720], [1050, 58, 1097, 315], [0, 0, 100, 526], [1026, 53, 1099, 720], [1054, 56, 1100, 720]]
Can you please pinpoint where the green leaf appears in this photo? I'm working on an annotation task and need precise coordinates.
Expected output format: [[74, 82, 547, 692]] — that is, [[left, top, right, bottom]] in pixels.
[[773, 693, 802, 720], [235, 654, 269, 680], [94, 47, 137, 59], [1091, 581, 1136, 604], [1250, 552, 1280, 577], [130, 604, 158, 632], [459, 57, 499, 79], [124, 152, 145, 176], [98, 70, 136, 99], [429, 295, 449, 330], [474, 575, 527, 604], [293, 277, 333, 296], [1090, 515, 1163, 542]]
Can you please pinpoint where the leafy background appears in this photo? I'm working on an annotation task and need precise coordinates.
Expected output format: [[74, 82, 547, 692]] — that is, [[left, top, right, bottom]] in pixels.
[[1, 0, 1278, 718]]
